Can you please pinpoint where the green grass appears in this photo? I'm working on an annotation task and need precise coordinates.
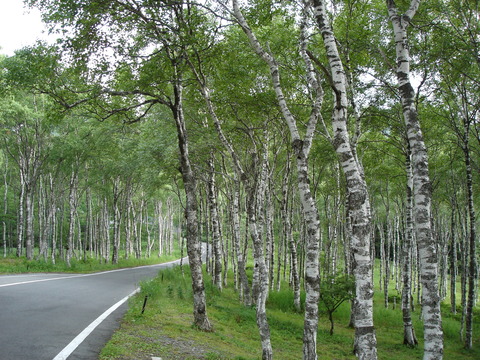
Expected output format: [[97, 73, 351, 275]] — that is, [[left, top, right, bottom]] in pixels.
[[99, 266, 480, 360], [0, 250, 182, 274]]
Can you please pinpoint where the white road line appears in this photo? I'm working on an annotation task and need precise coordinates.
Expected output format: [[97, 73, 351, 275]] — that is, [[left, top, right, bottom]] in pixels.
[[0, 257, 186, 288], [0, 274, 86, 288], [52, 288, 141, 360]]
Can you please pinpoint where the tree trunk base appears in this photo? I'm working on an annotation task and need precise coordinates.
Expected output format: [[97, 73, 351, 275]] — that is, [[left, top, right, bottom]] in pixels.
[[403, 326, 418, 348]]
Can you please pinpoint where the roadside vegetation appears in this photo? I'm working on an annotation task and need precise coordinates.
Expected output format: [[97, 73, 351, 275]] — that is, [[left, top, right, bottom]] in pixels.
[[0, 250, 182, 274], [99, 265, 480, 360]]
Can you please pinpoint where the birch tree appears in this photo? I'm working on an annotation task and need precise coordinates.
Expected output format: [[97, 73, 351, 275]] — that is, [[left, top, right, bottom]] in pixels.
[[247, 136, 273, 360], [66, 167, 79, 266], [229, 1, 323, 357], [428, 0, 479, 346], [310, 0, 378, 357], [186, 56, 253, 305], [437, 81, 478, 348], [207, 155, 223, 290], [402, 144, 418, 346], [386, 0, 443, 358], [0, 93, 48, 260]]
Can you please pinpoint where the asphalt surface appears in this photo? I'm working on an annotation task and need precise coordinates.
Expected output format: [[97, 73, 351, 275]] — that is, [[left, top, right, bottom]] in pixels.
[[0, 257, 187, 360]]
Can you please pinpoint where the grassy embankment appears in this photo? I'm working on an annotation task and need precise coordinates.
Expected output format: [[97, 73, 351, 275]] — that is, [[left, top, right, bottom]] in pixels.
[[99, 265, 480, 360]]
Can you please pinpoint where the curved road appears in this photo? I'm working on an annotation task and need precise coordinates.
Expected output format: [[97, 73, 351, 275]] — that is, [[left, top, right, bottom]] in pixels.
[[0, 257, 188, 360]]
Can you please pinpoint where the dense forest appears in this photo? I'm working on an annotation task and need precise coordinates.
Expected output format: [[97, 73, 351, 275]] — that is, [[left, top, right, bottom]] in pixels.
[[0, 0, 479, 359]]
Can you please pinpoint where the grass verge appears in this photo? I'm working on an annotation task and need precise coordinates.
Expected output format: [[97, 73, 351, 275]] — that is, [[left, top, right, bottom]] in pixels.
[[0, 250, 183, 274], [99, 266, 480, 360]]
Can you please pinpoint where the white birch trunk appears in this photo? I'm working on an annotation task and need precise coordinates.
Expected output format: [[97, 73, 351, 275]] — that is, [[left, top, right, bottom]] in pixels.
[[403, 147, 418, 346], [86, 185, 93, 258], [387, 1, 444, 358], [103, 195, 110, 263], [39, 175, 55, 261], [146, 201, 154, 258], [66, 170, 78, 267], [138, 197, 145, 258], [462, 122, 477, 349], [156, 201, 164, 256], [132, 203, 139, 259], [459, 214, 467, 339], [112, 177, 121, 264], [172, 75, 212, 331], [394, 217, 400, 291], [76, 215, 83, 259], [247, 147, 273, 360], [131, 197, 142, 260], [16, 174, 25, 257], [282, 156, 301, 311], [265, 183, 275, 288], [187, 49, 254, 306], [384, 223, 391, 308], [231, 2, 322, 357], [379, 223, 384, 292], [125, 199, 132, 259], [208, 156, 223, 290], [24, 186, 34, 260], [167, 198, 175, 255], [234, 175, 252, 305], [2, 158, 7, 258], [311, 0, 378, 357], [37, 178, 46, 260], [50, 174, 57, 264], [449, 204, 457, 314]]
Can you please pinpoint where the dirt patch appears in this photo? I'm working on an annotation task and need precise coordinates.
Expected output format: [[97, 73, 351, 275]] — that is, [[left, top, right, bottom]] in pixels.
[[115, 330, 217, 360], [149, 334, 212, 359]]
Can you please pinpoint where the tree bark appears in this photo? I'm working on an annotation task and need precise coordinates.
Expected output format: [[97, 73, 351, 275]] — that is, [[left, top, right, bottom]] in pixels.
[[311, 0, 378, 358], [265, 181, 275, 290], [125, 189, 133, 260], [103, 195, 110, 263], [384, 223, 391, 309], [231, 2, 323, 357], [187, 49, 254, 306], [233, 175, 251, 305], [112, 177, 121, 264], [66, 169, 78, 267], [282, 156, 301, 311], [387, 1, 443, 358], [37, 178, 46, 260], [2, 159, 8, 258], [50, 174, 57, 264], [462, 122, 477, 349], [156, 201, 164, 256], [171, 75, 212, 332], [24, 184, 35, 260], [16, 175, 25, 257], [246, 145, 273, 360], [449, 200, 457, 314], [207, 155, 223, 290], [403, 146, 418, 346]]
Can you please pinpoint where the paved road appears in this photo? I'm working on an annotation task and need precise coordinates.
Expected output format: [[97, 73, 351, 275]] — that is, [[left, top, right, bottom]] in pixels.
[[0, 257, 188, 360]]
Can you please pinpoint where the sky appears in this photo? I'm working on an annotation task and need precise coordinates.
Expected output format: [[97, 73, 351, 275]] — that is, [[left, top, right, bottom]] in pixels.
[[0, 0, 54, 56]]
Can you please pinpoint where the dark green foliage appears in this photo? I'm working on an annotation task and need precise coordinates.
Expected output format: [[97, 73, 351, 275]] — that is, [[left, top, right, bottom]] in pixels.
[[320, 272, 355, 335]]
